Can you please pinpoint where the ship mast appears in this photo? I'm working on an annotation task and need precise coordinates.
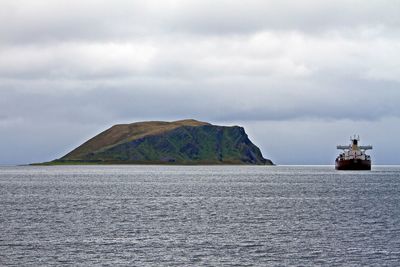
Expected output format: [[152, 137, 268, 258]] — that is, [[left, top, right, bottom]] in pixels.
[[337, 135, 373, 151]]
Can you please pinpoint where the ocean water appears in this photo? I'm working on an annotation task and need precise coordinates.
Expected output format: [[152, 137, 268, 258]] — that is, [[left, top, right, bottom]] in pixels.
[[1, 165, 400, 266]]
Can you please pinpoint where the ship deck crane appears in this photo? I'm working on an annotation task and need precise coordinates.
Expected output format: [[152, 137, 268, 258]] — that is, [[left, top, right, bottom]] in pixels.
[[337, 135, 372, 151]]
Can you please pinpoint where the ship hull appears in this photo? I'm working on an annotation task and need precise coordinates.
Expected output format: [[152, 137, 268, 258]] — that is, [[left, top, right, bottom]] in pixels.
[[335, 159, 371, 170]]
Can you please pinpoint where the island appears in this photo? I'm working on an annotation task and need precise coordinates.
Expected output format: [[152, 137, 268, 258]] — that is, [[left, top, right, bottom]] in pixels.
[[37, 119, 273, 165]]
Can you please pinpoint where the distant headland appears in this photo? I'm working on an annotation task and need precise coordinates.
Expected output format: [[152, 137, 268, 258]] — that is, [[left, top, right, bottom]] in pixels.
[[34, 119, 273, 165]]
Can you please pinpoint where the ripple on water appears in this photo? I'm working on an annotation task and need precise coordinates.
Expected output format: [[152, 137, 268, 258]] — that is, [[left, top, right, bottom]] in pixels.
[[1, 165, 400, 266]]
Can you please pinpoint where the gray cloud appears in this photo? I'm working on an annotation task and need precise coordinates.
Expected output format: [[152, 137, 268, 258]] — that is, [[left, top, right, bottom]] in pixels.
[[1, 0, 400, 164], [1, 32, 400, 84], [1, 79, 399, 126], [1, 0, 399, 44]]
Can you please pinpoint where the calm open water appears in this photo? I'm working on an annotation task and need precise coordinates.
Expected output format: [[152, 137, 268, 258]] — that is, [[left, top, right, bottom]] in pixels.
[[1, 165, 400, 266]]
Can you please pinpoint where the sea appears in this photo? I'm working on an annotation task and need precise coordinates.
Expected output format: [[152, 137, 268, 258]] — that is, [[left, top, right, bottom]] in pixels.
[[1, 165, 400, 266]]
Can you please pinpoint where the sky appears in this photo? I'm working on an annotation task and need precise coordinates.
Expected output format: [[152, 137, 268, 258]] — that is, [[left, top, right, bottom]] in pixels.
[[1, 0, 400, 165]]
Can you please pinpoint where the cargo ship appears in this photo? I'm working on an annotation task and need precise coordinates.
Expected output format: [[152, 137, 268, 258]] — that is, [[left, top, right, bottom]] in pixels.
[[335, 135, 372, 170]]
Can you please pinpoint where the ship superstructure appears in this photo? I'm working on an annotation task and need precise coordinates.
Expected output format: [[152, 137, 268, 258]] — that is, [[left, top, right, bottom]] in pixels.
[[335, 135, 372, 170]]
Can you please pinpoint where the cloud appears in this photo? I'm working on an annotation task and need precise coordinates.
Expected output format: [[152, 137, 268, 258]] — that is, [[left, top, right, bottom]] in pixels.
[[1, 78, 399, 128], [0, 0, 400, 164], [1, 0, 399, 44], [1, 30, 400, 82], [0, 42, 157, 79]]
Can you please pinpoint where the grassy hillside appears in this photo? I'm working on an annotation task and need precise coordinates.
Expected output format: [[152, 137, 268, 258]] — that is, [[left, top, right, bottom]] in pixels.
[[63, 119, 209, 159], [47, 119, 273, 165]]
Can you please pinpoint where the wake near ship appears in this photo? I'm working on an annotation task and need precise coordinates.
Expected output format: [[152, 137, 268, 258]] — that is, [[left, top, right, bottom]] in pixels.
[[335, 135, 372, 170]]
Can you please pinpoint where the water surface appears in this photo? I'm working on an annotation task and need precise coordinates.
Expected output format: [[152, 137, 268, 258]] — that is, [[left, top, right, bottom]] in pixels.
[[1, 165, 400, 266]]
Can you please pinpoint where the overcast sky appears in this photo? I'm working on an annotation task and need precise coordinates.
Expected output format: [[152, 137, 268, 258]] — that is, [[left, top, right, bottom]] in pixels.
[[1, 0, 400, 165]]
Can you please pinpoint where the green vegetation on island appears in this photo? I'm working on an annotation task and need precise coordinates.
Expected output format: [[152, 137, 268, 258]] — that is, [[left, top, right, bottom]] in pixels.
[[38, 119, 273, 165]]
